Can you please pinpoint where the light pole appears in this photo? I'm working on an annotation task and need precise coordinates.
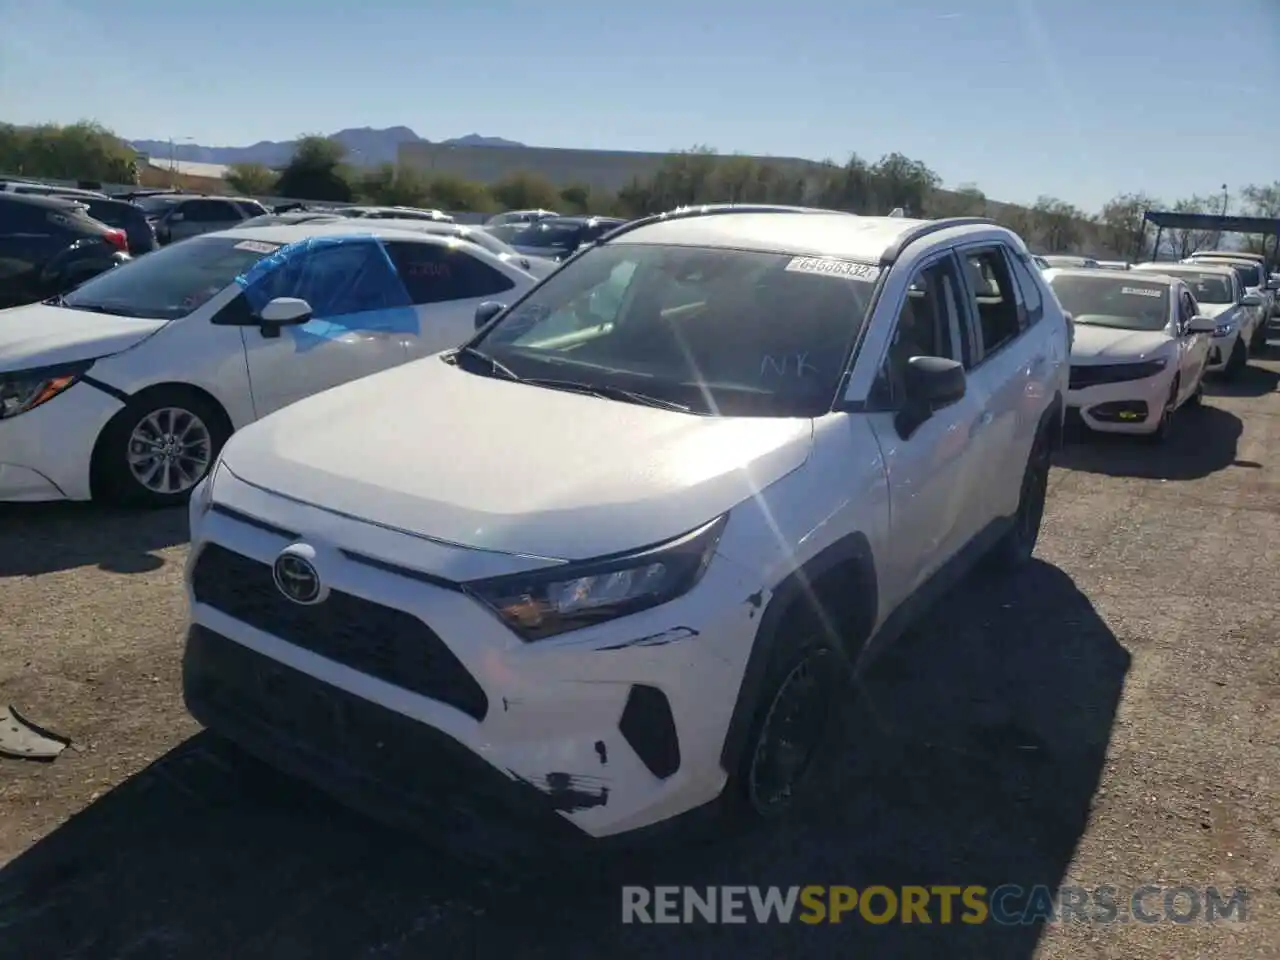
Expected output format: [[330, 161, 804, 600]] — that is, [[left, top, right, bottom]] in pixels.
[[168, 136, 194, 186]]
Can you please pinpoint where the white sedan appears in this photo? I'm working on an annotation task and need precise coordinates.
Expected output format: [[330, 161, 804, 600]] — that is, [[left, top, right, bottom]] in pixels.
[[1183, 252, 1275, 346], [1131, 261, 1263, 377], [0, 221, 542, 506], [1045, 268, 1215, 440]]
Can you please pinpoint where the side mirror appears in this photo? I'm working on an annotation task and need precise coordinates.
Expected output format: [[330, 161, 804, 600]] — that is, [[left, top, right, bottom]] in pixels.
[[1240, 293, 1263, 308], [1186, 315, 1217, 335], [475, 300, 505, 330], [258, 297, 312, 338], [895, 356, 966, 439]]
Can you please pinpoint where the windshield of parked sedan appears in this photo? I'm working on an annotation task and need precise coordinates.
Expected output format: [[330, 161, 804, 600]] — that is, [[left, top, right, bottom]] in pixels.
[[1196, 259, 1261, 287], [1149, 270, 1233, 304], [470, 242, 880, 416], [1049, 274, 1170, 331], [132, 195, 182, 216], [59, 236, 278, 319], [505, 220, 584, 250]]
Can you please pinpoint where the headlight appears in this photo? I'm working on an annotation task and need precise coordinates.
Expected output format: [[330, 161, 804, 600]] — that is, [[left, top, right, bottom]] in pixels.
[[0, 360, 94, 420], [1213, 321, 1236, 338], [465, 515, 728, 641]]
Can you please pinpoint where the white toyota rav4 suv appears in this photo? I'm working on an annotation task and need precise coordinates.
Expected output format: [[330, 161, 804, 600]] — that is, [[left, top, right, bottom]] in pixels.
[[182, 205, 1070, 848]]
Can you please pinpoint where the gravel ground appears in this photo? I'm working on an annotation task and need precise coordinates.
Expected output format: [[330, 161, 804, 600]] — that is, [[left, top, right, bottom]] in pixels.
[[1, 354, 1278, 960]]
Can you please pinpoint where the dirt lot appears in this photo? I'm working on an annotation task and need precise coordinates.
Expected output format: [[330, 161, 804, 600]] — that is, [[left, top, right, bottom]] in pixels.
[[2, 356, 1279, 960]]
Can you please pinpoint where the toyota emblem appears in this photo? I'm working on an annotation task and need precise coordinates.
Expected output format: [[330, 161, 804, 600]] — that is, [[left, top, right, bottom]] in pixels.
[[272, 545, 325, 605]]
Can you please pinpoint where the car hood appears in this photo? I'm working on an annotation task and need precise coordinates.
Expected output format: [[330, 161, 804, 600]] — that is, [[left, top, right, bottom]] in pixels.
[[0, 304, 167, 373], [220, 358, 814, 561], [1070, 323, 1171, 362]]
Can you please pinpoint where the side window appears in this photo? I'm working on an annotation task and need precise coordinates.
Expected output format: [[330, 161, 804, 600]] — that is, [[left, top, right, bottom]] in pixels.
[[1179, 292, 1196, 324], [250, 242, 407, 319], [209, 201, 244, 222], [1006, 250, 1044, 327], [960, 247, 1022, 362], [385, 241, 515, 304], [870, 256, 961, 408]]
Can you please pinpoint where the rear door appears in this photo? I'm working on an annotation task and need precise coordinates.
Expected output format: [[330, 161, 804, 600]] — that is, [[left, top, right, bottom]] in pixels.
[[954, 243, 1045, 526], [382, 240, 521, 358]]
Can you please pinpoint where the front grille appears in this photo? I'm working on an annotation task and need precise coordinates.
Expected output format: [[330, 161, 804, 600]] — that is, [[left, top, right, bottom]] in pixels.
[[1068, 362, 1160, 390], [190, 544, 488, 721]]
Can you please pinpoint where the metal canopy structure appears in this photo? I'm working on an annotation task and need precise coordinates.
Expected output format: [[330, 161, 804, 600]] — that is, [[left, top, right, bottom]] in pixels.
[[1143, 210, 1280, 269]]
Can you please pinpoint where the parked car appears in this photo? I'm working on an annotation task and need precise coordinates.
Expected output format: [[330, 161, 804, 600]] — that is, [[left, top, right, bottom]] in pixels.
[[354, 219, 559, 279], [333, 205, 454, 223], [1039, 254, 1101, 269], [1095, 260, 1131, 271], [81, 196, 159, 257], [0, 181, 108, 201], [1045, 267, 1215, 440], [1183, 252, 1275, 337], [490, 216, 628, 262], [1131, 262, 1263, 375], [180, 205, 1069, 844], [239, 212, 349, 228], [0, 193, 130, 309], [485, 208, 559, 227], [135, 195, 267, 245], [0, 221, 542, 505]]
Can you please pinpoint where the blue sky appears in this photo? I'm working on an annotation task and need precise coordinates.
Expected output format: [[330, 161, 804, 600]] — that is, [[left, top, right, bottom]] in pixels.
[[1, 0, 1276, 211]]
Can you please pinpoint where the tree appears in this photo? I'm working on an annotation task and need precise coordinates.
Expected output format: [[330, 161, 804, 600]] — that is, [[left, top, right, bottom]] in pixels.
[[1096, 192, 1158, 262], [274, 134, 354, 202], [813, 154, 876, 213], [1238, 183, 1280, 254], [1028, 196, 1086, 253], [226, 162, 278, 196], [928, 183, 988, 218], [356, 163, 432, 206], [558, 183, 592, 214], [425, 174, 492, 212], [869, 152, 941, 216], [0, 121, 136, 183], [490, 171, 560, 211]]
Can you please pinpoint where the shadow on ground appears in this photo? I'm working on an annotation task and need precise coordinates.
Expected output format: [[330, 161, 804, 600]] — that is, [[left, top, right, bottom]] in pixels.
[[1202, 362, 1280, 400], [0, 504, 188, 578], [1055, 404, 1245, 481], [0, 561, 1128, 960]]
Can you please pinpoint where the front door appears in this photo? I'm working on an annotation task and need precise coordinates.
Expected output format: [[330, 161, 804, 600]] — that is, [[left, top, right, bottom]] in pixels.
[[237, 237, 413, 419], [1177, 289, 1210, 400], [864, 252, 990, 610]]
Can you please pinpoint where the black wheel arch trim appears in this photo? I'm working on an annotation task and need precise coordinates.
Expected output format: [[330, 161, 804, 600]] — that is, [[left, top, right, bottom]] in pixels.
[[718, 531, 877, 774], [81, 375, 130, 403]]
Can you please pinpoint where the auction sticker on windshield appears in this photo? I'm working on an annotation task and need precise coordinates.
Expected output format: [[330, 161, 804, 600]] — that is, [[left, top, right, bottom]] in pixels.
[[785, 257, 879, 280], [1121, 286, 1163, 298], [234, 240, 280, 254]]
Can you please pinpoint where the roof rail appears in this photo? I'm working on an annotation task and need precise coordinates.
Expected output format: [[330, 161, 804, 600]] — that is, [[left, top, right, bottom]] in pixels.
[[878, 216, 996, 265], [600, 203, 849, 244]]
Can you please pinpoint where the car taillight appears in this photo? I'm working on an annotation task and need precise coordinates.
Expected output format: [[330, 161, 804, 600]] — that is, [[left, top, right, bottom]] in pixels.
[[102, 228, 128, 253]]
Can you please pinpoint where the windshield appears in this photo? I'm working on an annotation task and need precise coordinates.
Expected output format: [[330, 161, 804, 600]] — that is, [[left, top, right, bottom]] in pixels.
[[471, 243, 880, 416], [1049, 275, 1170, 331], [506, 221, 584, 250], [1193, 258, 1261, 287], [1145, 270, 1233, 304], [133, 195, 182, 216], [60, 236, 279, 319]]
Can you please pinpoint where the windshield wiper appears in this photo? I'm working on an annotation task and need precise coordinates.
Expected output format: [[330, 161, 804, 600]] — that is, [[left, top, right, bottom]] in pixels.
[[448, 346, 519, 380], [521, 378, 691, 413]]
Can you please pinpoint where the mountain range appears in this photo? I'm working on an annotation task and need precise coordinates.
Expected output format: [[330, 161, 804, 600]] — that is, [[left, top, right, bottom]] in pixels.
[[127, 127, 526, 168]]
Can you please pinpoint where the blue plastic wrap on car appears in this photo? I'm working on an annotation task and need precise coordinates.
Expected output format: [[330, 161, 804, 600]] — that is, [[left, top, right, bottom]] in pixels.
[[234, 233, 418, 350]]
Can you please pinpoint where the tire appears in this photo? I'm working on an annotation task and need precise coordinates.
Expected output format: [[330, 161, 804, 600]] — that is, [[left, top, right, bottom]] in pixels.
[[1252, 322, 1270, 353], [730, 623, 843, 822], [988, 427, 1051, 571], [93, 387, 231, 508], [1143, 376, 1179, 445], [1224, 338, 1248, 380]]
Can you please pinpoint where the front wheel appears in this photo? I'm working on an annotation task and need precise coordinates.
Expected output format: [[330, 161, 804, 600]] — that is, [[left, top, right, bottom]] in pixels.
[[93, 388, 230, 508], [1224, 338, 1248, 380]]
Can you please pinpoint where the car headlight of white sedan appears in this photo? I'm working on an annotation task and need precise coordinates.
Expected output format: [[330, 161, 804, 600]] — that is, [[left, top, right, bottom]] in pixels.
[[0, 360, 96, 420]]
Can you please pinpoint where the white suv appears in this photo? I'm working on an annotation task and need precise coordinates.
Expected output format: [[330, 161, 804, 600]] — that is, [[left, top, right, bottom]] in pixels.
[[182, 205, 1070, 844]]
